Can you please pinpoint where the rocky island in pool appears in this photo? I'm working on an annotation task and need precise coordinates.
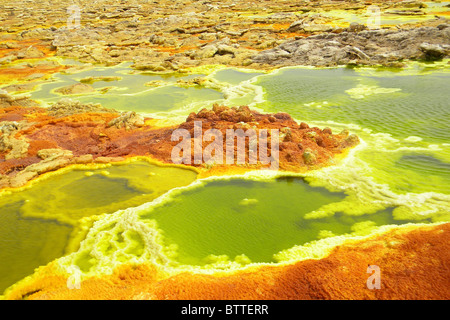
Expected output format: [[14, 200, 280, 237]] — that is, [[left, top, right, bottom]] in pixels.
[[0, 0, 449, 301]]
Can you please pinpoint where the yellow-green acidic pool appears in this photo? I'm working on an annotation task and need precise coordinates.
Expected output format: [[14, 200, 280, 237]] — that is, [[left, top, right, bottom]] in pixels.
[[1, 60, 450, 294]]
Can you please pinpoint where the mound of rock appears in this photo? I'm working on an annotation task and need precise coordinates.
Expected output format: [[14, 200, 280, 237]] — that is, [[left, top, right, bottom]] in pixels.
[[54, 83, 95, 95], [179, 104, 359, 170], [0, 90, 39, 108], [16, 45, 45, 59], [107, 111, 145, 130]]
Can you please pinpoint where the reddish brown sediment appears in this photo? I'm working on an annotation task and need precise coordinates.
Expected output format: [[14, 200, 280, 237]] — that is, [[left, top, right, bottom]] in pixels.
[[0, 105, 45, 122], [0, 102, 359, 188], [172, 105, 358, 171], [5, 223, 449, 300]]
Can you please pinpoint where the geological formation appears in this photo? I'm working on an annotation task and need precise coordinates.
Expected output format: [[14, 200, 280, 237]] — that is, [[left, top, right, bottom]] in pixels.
[[0, 0, 449, 72], [0, 94, 360, 189], [1, 0, 449, 301], [4, 222, 449, 300], [253, 26, 450, 67]]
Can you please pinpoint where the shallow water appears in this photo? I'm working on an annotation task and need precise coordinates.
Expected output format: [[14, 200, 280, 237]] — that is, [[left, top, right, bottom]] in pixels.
[[213, 68, 264, 85], [30, 61, 223, 115]]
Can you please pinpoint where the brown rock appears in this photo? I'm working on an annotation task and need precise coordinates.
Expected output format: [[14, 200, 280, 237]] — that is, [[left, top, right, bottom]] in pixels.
[[9, 171, 38, 188], [107, 111, 145, 130], [273, 112, 293, 121], [343, 134, 360, 147], [219, 108, 237, 122], [36, 148, 68, 160], [212, 104, 229, 114], [95, 156, 126, 163], [197, 108, 216, 119], [48, 99, 115, 118], [186, 112, 196, 122], [303, 148, 317, 165], [74, 154, 94, 164], [236, 106, 254, 122], [299, 122, 309, 129], [17, 46, 45, 59]]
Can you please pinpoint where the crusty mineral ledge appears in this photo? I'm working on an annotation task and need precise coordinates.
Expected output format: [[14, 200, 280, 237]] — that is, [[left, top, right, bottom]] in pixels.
[[0, 99, 359, 189], [4, 223, 449, 300]]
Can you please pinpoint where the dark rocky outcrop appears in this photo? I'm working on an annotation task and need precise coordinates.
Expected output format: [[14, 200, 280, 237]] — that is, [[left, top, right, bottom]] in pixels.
[[253, 26, 450, 67]]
